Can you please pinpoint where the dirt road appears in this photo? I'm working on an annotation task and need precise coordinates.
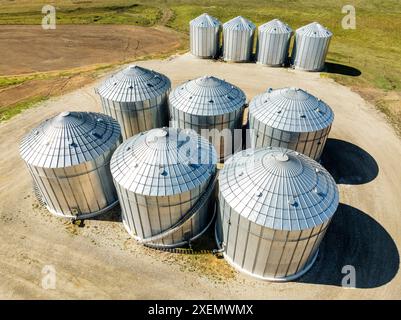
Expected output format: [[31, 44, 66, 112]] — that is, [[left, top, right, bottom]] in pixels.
[[0, 54, 400, 299]]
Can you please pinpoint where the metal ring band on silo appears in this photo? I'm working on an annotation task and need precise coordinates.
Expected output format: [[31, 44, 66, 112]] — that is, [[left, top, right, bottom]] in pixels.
[[130, 174, 218, 248]]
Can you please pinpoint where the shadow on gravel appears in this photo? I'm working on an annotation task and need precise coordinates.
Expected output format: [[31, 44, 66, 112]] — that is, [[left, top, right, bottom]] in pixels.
[[298, 203, 399, 288], [321, 138, 379, 185]]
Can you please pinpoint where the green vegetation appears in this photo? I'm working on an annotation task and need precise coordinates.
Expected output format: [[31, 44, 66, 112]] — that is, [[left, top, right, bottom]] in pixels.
[[0, 0, 400, 131], [0, 95, 47, 122]]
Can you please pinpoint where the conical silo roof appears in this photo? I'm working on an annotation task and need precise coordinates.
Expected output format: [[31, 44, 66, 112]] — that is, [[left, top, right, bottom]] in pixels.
[[223, 16, 255, 31], [190, 13, 221, 28], [259, 18, 292, 34], [169, 76, 246, 116], [249, 87, 334, 132], [219, 147, 339, 230], [20, 111, 121, 168], [296, 22, 332, 38], [111, 127, 217, 197], [97, 65, 171, 103]]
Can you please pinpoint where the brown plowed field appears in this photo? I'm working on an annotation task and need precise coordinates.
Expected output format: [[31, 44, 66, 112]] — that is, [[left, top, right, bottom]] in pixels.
[[0, 25, 180, 75], [0, 25, 181, 113]]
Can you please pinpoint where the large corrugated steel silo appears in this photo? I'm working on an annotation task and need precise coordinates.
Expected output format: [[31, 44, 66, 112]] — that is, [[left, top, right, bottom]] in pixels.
[[169, 75, 246, 162], [190, 13, 222, 58], [291, 22, 333, 71], [222, 16, 256, 62], [256, 19, 293, 66], [216, 147, 339, 281], [96, 65, 171, 140], [249, 87, 334, 161], [111, 127, 217, 248], [20, 111, 122, 219]]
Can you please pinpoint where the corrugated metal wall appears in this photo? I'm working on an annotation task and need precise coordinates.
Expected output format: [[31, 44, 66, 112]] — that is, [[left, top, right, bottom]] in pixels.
[[216, 205, 330, 280], [249, 118, 331, 160]]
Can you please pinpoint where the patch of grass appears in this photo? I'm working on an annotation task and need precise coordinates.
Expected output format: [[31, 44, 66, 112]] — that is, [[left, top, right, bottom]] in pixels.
[[0, 76, 33, 88], [376, 98, 401, 135], [0, 95, 48, 122]]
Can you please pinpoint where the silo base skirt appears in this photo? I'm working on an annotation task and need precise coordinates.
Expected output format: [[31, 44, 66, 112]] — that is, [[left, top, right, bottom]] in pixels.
[[223, 59, 252, 63], [214, 224, 318, 282], [221, 250, 318, 282], [292, 65, 325, 72], [190, 53, 216, 59], [124, 202, 217, 250], [45, 199, 119, 220], [256, 61, 284, 67]]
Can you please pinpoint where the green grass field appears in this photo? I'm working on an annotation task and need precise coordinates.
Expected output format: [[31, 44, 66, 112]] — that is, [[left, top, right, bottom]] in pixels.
[[1, 0, 400, 131]]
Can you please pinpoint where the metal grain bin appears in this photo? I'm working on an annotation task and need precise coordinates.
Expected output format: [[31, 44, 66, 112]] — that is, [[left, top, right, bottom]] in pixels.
[[222, 16, 256, 62], [256, 19, 292, 66], [216, 147, 339, 281], [249, 87, 334, 161], [20, 111, 122, 219], [190, 13, 222, 58], [169, 75, 246, 162], [291, 22, 333, 71], [96, 65, 171, 140], [111, 127, 218, 248]]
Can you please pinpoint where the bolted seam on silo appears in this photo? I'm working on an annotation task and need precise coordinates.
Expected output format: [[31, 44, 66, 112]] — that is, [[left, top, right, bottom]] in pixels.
[[96, 65, 171, 140], [19, 111, 122, 219], [216, 147, 339, 281], [169, 75, 246, 162], [110, 127, 218, 248], [256, 18, 293, 66], [190, 13, 222, 58], [248, 87, 334, 161], [291, 22, 333, 72], [222, 16, 256, 62]]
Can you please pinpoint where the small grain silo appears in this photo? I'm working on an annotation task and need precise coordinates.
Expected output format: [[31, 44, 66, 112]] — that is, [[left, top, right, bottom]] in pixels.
[[96, 65, 171, 140], [216, 147, 339, 281], [111, 127, 217, 248], [190, 13, 222, 58], [291, 22, 333, 71], [20, 111, 122, 219], [222, 16, 256, 62], [256, 19, 293, 66], [169, 75, 246, 162], [249, 87, 334, 161]]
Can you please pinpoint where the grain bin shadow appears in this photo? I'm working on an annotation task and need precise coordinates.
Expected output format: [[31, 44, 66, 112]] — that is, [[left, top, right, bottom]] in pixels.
[[90, 205, 122, 222], [321, 138, 378, 184], [298, 204, 399, 288], [324, 62, 361, 77]]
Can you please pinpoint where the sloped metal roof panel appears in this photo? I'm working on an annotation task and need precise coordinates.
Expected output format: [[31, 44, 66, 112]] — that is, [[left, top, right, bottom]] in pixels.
[[219, 147, 339, 231], [295, 21, 333, 38], [190, 13, 221, 28], [169, 76, 246, 116], [223, 16, 256, 31], [111, 127, 217, 197], [259, 18, 292, 34], [97, 65, 171, 103], [249, 87, 334, 132], [19, 111, 121, 168]]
